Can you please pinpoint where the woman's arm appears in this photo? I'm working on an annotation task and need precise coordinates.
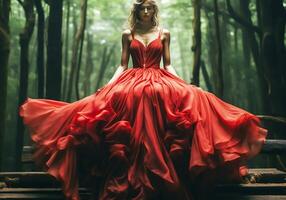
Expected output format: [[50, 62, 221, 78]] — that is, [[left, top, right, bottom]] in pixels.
[[107, 30, 131, 84], [162, 29, 179, 77]]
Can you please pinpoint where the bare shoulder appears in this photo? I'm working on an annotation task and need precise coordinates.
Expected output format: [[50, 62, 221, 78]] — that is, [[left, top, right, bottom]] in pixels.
[[122, 29, 131, 36], [161, 28, 170, 41], [162, 28, 170, 35], [122, 29, 132, 41]]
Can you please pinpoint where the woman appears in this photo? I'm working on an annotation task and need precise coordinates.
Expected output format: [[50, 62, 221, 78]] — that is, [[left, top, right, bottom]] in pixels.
[[20, 0, 267, 199]]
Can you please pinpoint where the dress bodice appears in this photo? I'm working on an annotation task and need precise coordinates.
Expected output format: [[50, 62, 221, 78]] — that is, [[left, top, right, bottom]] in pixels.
[[130, 28, 163, 69]]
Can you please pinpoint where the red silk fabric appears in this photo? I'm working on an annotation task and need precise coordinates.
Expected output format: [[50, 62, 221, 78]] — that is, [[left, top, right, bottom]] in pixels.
[[20, 30, 267, 200]]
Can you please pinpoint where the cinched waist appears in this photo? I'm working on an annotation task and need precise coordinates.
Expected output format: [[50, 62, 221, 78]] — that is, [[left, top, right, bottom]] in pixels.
[[132, 65, 160, 69]]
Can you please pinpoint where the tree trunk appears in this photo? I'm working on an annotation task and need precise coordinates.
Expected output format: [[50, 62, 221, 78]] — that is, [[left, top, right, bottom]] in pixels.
[[16, 0, 35, 170], [75, 0, 88, 100], [214, 0, 223, 97], [191, 0, 201, 86], [66, 0, 86, 101], [240, 0, 251, 69], [0, 0, 11, 171], [62, 0, 71, 100], [226, 0, 285, 115], [205, 11, 219, 94], [45, 0, 63, 100], [239, 0, 258, 111], [34, 0, 45, 98], [259, 0, 286, 116], [66, 8, 76, 101], [234, 26, 238, 52], [177, 31, 188, 81], [243, 2, 268, 113], [220, 7, 234, 103], [95, 44, 116, 90], [84, 28, 94, 96], [201, 60, 213, 92]]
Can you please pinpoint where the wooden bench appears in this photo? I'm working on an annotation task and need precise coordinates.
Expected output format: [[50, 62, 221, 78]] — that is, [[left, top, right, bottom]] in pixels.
[[1, 115, 285, 199], [1, 168, 286, 199]]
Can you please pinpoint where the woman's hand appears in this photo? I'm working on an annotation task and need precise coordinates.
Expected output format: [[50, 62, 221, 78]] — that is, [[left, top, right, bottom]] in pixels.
[[164, 65, 179, 77], [107, 65, 127, 85]]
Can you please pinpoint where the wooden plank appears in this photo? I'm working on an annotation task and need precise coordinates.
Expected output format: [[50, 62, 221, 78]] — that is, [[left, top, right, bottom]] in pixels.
[[262, 140, 286, 154], [215, 195, 286, 200], [0, 188, 91, 199], [215, 183, 286, 195], [0, 194, 91, 200], [0, 172, 60, 188], [0, 188, 90, 193], [1, 168, 285, 188], [248, 168, 286, 183], [0, 188, 63, 192], [21, 146, 34, 163], [249, 168, 286, 174], [0, 193, 64, 199]]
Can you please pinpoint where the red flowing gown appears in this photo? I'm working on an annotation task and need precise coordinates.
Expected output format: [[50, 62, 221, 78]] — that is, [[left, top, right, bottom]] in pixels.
[[20, 29, 267, 200]]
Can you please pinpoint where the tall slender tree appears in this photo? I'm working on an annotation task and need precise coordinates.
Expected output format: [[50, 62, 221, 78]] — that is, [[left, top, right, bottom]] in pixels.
[[62, 0, 71, 100], [16, 0, 35, 170], [177, 31, 188, 81], [66, 7, 78, 101], [259, 0, 286, 116], [191, 0, 201, 86], [75, 0, 88, 100], [84, 28, 94, 96], [226, 0, 286, 116], [34, 0, 45, 98], [239, 0, 257, 111], [226, 0, 266, 112], [67, 0, 87, 101], [201, 60, 213, 92], [214, 0, 223, 98], [45, 0, 63, 100], [0, 0, 11, 171], [95, 44, 116, 90]]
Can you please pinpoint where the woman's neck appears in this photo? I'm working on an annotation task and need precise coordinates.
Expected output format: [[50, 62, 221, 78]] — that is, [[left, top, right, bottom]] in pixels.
[[136, 22, 156, 33]]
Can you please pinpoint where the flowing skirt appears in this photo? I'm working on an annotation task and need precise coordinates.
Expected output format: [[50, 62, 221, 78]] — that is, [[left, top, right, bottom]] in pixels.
[[20, 68, 267, 200]]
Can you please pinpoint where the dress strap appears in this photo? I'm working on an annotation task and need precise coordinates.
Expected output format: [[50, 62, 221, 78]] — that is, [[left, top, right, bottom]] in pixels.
[[158, 27, 162, 39], [131, 29, 135, 40]]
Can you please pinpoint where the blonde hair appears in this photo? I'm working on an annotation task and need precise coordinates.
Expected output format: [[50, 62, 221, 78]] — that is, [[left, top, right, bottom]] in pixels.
[[128, 0, 159, 30]]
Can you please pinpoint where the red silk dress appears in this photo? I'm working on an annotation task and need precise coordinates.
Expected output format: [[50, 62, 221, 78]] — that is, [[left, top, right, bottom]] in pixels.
[[20, 29, 267, 200]]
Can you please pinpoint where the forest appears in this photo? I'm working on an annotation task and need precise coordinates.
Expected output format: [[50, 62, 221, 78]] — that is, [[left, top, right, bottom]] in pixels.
[[0, 0, 285, 172]]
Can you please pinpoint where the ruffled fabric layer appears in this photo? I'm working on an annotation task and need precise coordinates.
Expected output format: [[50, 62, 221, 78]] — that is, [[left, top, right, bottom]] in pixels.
[[20, 68, 267, 200]]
